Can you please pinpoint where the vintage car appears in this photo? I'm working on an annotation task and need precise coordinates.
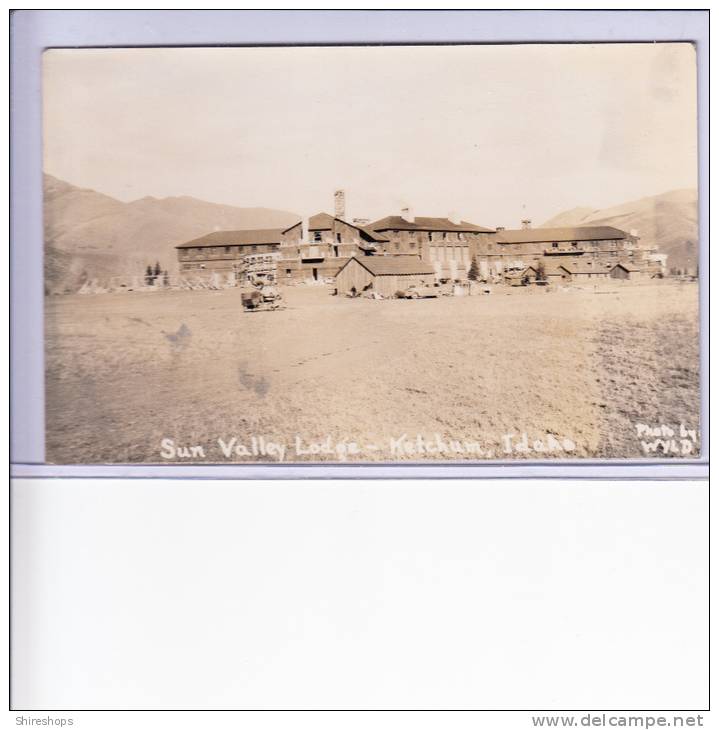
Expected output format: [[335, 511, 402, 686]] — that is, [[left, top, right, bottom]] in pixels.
[[403, 284, 439, 299], [241, 284, 284, 312]]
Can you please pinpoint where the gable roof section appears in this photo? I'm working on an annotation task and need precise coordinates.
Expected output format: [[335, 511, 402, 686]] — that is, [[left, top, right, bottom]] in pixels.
[[282, 212, 333, 234], [369, 216, 494, 233], [176, 229, 284, 249], [495, 226, 627, 244], [308, 212, 335, 230], [543, 263, 573, 275], [282, 213, 389, 241], [338, 256, 436, 277], [356, 225, 389, 243], [505, 265, 539, 279]]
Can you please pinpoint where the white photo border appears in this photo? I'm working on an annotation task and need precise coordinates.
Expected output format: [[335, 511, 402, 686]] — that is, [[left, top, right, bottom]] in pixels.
[[10, 9, 709, 480]]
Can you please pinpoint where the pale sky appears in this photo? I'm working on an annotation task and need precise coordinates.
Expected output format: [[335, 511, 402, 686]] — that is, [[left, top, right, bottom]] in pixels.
[[43, 43, 698, 227]]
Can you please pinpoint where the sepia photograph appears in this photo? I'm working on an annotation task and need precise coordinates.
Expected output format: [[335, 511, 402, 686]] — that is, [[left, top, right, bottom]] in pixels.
[[42, 43, 701, 464]]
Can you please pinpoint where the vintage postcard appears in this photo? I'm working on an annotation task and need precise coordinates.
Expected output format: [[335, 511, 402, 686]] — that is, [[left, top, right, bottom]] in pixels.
[[42, 44, 701, 464]]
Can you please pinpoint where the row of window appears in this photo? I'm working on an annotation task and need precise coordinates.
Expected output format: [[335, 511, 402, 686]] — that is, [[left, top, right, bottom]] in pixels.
[[182, 236, 628, 257], [309, 232, 362, 243], [387, 231, 469, 242], [428, 246, 471, 263], [479, 240, 627, 253], [182, 244, 280, 256], [305, 230, 473, 244], [313, 232, 346, 243], [548, 240, 623, 248]]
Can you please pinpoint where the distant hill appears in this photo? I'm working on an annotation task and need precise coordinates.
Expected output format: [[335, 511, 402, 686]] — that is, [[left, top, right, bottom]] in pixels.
[[44, 174, 300, 292], [541, 189, 698, 272]]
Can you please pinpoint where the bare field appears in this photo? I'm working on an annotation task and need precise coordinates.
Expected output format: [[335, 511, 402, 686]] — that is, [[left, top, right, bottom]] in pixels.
[[45, 281, 701, 463]]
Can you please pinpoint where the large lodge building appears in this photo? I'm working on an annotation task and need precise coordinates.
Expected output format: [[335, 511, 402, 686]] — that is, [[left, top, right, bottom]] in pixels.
[[175, 191, 665, 285]]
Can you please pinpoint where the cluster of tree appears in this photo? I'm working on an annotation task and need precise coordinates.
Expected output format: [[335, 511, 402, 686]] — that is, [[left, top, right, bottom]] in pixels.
[[467, 257, 479, 281], [535, 260, 546, 281], [145, 262, 170, 286]]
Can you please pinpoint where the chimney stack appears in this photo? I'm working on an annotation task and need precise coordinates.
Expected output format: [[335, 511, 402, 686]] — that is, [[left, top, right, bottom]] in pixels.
[[334, 189, 346, 221], [301, 217, 310, 243], [401, 206, 415, 223], [496, 226, 505, 232], [521, 219, 532, 230]]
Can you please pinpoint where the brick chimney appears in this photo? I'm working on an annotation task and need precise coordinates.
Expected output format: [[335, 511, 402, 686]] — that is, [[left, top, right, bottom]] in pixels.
[[301, 217, 310, 243], [401, 206, 415, 223], [334, 189, 346, 221]]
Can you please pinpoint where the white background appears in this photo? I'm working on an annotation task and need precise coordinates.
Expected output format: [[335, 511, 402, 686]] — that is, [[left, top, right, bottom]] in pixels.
[[6, 9, 711, 728], [10, 478, 708, 714]]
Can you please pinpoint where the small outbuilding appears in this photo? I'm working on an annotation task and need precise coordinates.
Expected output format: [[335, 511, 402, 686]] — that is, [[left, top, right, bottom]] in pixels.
[[543, 264, 573, 283], [561, 262, 610, 281], [504, 266, 539, 286], [335, 256, 437, 298], [609, 263, 644, 280]]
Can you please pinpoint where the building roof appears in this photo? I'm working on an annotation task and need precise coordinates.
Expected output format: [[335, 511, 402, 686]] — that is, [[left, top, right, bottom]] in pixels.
[[505, 266, 538, 279], [495, 226, 627, 244], [308, 212, 335, 230], [356, 225, 390, 243], [282, 213, 332, 233], [611, 262, 643, 272], [282, 213, 389, 241], [175, 229, 284, 249], [369, 215, 494, 233], [338, 255, 436, 277], [543, 263, 573, 275]]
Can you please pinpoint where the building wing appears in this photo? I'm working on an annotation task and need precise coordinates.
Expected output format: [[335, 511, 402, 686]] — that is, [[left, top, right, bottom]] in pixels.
[[495, 226, 628, 244], [175, 229, 284, 249]]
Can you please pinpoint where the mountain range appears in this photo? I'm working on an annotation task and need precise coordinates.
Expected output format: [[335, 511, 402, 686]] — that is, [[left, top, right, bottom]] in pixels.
[[43, 174, 699, 292], [44, 174, 300, 292]]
